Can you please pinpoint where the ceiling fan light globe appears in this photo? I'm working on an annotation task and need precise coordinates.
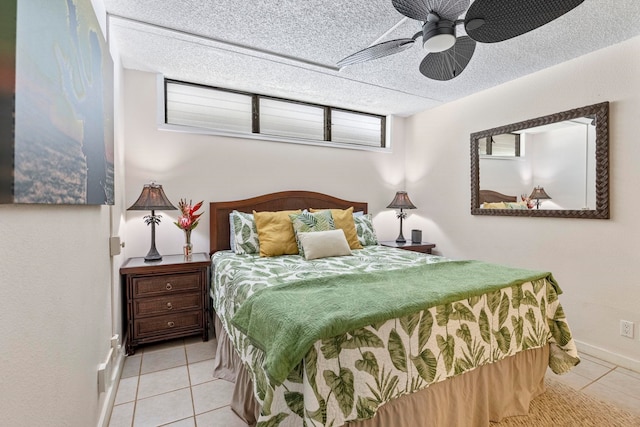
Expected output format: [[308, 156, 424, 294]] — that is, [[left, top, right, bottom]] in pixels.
[[423, 33, 456, 52], [422, 20, 456, 53]]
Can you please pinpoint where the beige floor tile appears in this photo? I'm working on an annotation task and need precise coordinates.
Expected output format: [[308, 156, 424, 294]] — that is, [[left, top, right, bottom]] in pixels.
[[570, 356, 614, 380], [163, 417, 196, 426], [122, 355, 142, 379], [185, 339, 218, 363], [115, 376, 139, 405], [547, 370, 593, 391], [108, 402, 134, 427], [595, 369, 640, 398], [141, 346, 187, 374], [185, 338, 217, 364], [191, 379, 235, 415], [137, 365, 190, 399], [188, 358, 216, 386], [616, 366, 640, 381], [133, 388, 193, 427], [196, 406, 250, 427], [582, 380, 640, 416]]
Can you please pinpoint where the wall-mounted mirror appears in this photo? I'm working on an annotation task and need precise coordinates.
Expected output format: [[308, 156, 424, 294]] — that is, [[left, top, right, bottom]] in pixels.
[[471, 102, 609, 219]]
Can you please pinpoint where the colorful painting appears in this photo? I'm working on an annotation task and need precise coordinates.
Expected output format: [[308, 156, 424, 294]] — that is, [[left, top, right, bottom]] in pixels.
[[0, 0, 114, 204]]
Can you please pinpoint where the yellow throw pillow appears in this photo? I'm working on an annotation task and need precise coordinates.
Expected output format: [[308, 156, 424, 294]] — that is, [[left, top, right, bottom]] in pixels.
[[310, 207, 363, 250], [253, 210, 301, 257], [482, 202, 506, 209]]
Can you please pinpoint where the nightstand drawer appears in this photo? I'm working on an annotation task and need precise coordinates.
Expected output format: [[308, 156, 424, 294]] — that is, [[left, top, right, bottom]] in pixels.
[[134, 311, 203, 337], [134, 292, 202, 317], [133, 272, 201, 297], [121, 253, 210, 354]]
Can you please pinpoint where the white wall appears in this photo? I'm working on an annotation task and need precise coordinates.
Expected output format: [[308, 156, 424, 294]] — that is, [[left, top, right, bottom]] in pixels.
[[405, 36, 640, 370], [122, 70, 407, 258], [0, 2, 127, 424], [0, 206, 115, 426]]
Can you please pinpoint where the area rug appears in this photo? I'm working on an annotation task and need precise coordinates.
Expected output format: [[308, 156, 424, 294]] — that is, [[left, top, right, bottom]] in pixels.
[[491, 378, 640, 426]]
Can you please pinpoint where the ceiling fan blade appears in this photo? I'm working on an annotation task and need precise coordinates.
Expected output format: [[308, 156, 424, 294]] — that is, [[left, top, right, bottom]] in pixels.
[[464, 0, 585, 43], [337, 38, 415, 67], [419, 36, 476, 81], [392, 0, 470, 21]]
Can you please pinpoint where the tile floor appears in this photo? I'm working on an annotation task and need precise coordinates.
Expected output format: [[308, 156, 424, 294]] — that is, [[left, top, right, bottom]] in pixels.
[[108, 338, 640, 427], [549, 352, 640, 416], [108, 336, 247, 427]]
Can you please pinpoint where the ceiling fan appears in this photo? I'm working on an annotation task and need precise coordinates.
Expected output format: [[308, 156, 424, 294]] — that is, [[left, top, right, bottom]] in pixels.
[[337, 0, 585, 81]]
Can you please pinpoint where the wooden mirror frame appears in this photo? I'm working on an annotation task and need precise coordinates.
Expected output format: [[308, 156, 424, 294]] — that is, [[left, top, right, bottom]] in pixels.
[[470, 102, 609, 219]]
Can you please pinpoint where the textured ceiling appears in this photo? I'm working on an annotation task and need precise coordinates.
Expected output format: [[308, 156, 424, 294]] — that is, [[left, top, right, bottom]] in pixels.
[[102, 0, 640, 116]]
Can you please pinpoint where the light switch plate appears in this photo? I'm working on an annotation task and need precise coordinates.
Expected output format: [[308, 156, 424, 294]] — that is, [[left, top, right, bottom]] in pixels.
[[109, 236, 123, 256]]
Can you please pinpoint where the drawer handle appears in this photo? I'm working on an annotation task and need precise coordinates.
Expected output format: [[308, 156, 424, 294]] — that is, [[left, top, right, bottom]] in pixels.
[[166, 302, 173, 310], [165, 283, 173, 291], [167, 321, 175, 328]]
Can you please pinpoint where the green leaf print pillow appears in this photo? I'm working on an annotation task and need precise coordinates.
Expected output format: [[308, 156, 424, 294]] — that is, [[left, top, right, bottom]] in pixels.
[[231, 210, 260, 254], [289, 210, 335, 257], [354, 213, 378, 246]]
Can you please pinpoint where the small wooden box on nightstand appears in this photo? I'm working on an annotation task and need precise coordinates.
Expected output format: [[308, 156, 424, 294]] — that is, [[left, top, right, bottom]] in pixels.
[[379, 241, 436, 254], [120, 253, 210, 355]]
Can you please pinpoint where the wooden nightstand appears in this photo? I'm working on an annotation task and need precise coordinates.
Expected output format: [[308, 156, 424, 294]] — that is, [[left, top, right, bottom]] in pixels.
[[380, 241, 436, 254], [120, 253, 210, 355]]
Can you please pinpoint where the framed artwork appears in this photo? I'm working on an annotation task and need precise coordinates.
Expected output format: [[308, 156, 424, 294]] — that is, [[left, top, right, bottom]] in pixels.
[[0, 0, 114, 205]]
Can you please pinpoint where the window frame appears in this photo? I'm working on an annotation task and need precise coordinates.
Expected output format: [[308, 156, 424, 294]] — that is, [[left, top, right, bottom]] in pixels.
[[478, 132, 522, 158], [161, 78, 388, 151]]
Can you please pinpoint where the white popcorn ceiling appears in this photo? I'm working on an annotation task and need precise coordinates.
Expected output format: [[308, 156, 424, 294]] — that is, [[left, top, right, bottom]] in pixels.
[[102, 0, 640, 116]]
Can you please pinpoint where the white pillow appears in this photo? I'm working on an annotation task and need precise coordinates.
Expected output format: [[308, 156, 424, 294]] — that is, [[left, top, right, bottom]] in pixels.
[[297, 229, 352, 260]]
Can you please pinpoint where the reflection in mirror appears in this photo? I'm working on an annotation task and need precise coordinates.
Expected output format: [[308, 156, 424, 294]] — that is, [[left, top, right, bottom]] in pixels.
[[470, 102, 609, 219], [481, 118, 595, 210], [479, 133, 521, 157]]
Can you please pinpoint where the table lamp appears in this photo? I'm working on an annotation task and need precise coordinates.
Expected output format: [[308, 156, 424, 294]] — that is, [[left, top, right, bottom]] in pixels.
[[127, 183, 177, 261], [529, 186, 552, 209], [387, 191, 417, 244]]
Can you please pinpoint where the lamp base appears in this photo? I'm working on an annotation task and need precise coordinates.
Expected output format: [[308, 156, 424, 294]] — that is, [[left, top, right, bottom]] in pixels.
[[144, 251, 162, 262], [144, 244, 162, 262], [144, 217, 162, 262], [395, 212, 406, 244]]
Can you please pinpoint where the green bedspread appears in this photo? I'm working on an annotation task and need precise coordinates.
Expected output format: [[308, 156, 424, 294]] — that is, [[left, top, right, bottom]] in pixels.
[[231, 259, 558, 385]]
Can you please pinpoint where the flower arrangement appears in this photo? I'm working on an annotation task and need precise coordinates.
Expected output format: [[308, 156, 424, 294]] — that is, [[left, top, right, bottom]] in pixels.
[[520, 194, 534, 209], [174, 199, 203, 246]]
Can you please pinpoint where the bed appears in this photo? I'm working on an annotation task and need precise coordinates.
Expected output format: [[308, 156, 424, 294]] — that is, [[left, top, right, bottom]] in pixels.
[[208, 190, 579, 427], [479, 190, 517, 204], [479, 190, 531, 210]]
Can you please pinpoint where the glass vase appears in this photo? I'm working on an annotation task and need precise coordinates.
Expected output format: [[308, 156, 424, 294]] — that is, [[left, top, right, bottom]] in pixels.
[[183, 230, 193, 260]]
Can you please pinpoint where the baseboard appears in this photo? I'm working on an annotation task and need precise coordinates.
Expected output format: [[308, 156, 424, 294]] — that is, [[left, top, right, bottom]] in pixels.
[[575, 339, 640, 373], [96, 345, 126, 427]]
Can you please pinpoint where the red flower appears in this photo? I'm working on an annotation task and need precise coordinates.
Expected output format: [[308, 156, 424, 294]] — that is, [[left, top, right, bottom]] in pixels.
[[174, 199, 203, 231]]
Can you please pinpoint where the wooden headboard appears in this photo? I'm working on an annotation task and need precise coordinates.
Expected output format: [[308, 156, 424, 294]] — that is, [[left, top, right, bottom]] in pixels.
[[209, 190, 368, 254], [479, 190, 517, 204]]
